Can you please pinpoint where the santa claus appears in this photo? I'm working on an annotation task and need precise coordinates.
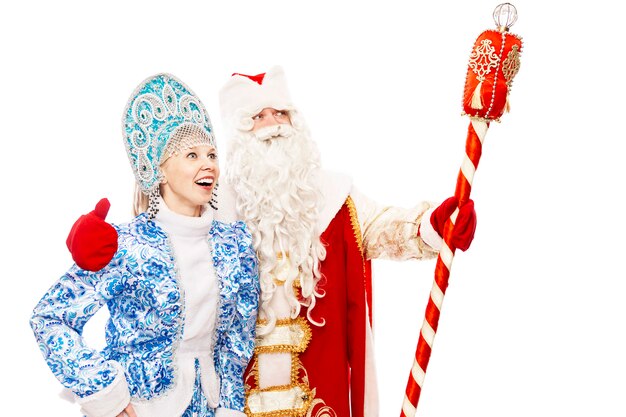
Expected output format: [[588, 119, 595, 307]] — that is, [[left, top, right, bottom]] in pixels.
[[217, 66, 476, 417]]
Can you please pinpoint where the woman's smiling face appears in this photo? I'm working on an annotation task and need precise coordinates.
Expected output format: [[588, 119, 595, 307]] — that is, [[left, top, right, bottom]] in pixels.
[[159, 144, 219, 217]]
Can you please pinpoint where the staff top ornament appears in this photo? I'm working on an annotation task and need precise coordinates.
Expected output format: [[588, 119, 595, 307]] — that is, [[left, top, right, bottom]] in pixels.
[[462, 3, 522, 121]]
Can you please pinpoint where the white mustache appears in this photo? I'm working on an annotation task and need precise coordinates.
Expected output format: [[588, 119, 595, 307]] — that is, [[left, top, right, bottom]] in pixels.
[[253, 124, 296, 141]]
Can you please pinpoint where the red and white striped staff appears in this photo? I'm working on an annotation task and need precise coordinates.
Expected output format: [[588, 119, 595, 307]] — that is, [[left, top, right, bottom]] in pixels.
[[401, 4, 523, 416]]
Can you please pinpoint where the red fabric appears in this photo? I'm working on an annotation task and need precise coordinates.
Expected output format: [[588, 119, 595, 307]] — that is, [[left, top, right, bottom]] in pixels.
[[66, 198, 118, 271], [364, 260, 373, 326], [431, 197, 477, 252], [232, 72, 266, 85], [304, 201, 370, 417]]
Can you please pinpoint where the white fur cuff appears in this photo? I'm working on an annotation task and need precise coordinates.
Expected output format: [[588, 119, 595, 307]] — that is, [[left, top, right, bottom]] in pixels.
[[76, 362, 130, 417], [419, 208, 443, 251]]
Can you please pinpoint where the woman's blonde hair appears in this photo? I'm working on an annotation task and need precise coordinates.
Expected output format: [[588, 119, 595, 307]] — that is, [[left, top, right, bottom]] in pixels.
[[133, 182, 150, 216]]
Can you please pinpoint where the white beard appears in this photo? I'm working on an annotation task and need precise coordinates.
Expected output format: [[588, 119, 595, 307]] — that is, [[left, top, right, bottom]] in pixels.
[[225, 122, 327, 333]]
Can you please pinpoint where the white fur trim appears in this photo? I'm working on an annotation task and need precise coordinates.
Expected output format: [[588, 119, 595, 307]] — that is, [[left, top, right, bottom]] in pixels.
[[199, 356, 220, 407], [59, 387, 75, 403], [76, 362, 130, 417], [419, 208, 443, 251], [318, 170, 352, 233], [215, 408, 246, 417], [219, 66, 293, 128]]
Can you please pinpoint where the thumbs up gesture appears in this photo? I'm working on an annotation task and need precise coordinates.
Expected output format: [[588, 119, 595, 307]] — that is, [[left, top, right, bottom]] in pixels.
[[66, 198, 118, 271]]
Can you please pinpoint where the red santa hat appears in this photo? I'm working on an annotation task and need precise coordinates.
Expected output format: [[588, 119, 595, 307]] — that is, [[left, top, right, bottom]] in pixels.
[[218, 66, 295, 129]]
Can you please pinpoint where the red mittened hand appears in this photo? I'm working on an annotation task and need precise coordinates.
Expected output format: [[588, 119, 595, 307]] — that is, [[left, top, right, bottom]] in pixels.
[[430, 197, 477, 252], [66, 198, 118, 271]]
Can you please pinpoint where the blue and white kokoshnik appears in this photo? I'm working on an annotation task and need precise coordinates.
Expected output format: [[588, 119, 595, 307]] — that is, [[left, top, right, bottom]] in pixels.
[[123, 74, 216, 193]]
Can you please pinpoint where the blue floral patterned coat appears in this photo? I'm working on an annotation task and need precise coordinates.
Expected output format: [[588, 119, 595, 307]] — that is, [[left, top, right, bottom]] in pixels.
[[30, 213, 259, 413]]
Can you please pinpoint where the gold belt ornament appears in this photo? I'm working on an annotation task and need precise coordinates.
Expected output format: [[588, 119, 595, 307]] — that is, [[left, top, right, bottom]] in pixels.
[[255, 317, 312, 354]]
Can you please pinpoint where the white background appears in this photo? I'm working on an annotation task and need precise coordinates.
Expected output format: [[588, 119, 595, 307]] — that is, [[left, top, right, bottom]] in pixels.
[[2, 0, 625, 416]]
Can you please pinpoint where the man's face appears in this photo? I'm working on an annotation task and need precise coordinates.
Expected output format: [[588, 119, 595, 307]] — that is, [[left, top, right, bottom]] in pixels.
[[252, 108, 291, 132]]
